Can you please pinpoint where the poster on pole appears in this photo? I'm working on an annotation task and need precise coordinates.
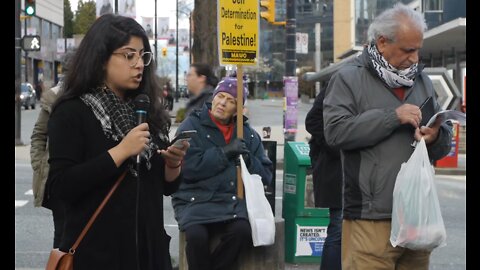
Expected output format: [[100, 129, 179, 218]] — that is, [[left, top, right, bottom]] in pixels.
[[296, 32, 308, 54], [217, 0, 259, 66], [284, 76, 298, 138], [96, 0, 114, 17], [141, 17, 154, 39]]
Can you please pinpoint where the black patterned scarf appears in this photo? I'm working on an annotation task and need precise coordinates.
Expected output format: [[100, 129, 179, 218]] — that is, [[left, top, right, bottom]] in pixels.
[[80, 86, 158, 173], [367, 42, 418, 88]]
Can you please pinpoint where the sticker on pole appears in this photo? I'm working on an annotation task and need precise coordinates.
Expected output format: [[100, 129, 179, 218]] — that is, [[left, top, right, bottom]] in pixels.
[[217, 0, 259, 65]]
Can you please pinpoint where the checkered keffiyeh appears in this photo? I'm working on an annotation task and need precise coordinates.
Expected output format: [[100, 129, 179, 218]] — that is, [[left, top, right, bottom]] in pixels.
[[80, 86, 158, 172], [367, 42, 418, 88]]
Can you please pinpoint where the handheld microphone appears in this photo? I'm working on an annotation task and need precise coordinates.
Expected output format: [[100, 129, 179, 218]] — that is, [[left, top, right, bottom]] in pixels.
[[134, 94, 150, 164]]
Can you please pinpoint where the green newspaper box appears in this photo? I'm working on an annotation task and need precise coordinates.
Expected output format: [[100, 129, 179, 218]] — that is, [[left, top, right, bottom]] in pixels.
[[283, 142, 330, 263]]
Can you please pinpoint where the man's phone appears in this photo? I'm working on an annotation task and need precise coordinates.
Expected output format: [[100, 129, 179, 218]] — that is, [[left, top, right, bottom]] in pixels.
[[420, 96, 434, 127], [170, 130, 197, 148]]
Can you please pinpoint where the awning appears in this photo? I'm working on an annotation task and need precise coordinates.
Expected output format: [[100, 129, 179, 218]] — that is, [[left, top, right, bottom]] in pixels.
[[304, 17, 466, 83], [421, 17, 466, 58]]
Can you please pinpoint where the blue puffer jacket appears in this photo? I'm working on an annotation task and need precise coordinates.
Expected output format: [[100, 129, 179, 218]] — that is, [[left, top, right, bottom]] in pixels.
[[172, 103, 273, 231]]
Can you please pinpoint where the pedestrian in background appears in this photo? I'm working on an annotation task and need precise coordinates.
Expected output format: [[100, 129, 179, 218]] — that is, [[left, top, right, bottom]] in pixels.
[[30, 49, 75, 248], [35, 79, 43, 101], [323, 3, 453, 269], [45, 14, 188, 270], [184, 63, 218, 117], [172, 74, 273, 270], [305, 86, 342, 270]]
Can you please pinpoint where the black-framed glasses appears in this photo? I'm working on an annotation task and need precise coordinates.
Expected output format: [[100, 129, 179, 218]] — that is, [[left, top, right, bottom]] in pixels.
[[112, 51, 153, 67]]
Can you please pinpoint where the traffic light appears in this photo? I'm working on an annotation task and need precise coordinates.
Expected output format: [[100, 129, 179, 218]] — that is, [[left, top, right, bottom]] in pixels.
[[260, 0, 275, 23], [162, 47, 167, 57], [24, 0, 36, 16], [21, 35, 41, 51]]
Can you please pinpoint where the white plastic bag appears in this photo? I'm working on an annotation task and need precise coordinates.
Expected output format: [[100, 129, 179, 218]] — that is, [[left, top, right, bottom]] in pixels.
[[390, 138, 447, 251], [240, 155, 275, 246]]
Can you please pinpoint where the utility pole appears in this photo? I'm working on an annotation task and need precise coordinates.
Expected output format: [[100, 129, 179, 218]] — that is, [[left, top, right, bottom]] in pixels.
[[285, 0, 296, 77], [189, 11, 192, 65], [115, 0, 118, 14], [15, 0, 23, 145], [315, 23, 321, 96], [175, 0, 179, 100], [283, 0, 297, 142], [24, 16, 28, 85], [154, 0, 157, 63]]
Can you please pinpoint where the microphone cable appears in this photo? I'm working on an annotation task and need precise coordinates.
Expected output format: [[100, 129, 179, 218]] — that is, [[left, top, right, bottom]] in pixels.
[[135, 160, 141, 270], [132, 94, 150, 270]]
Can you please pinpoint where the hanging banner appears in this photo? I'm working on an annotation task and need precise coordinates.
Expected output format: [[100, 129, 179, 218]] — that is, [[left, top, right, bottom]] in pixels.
[[217, 0, 259, 65]]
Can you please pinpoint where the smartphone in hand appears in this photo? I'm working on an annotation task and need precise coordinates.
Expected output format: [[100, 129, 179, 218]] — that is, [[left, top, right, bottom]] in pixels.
[[170, 130, 197, 148], [420, 97, 434, 127]]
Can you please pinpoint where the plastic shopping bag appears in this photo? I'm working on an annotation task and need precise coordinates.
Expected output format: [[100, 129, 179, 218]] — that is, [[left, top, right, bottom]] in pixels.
[[240, 155, 275, 246], [390, 138, 447, 251]]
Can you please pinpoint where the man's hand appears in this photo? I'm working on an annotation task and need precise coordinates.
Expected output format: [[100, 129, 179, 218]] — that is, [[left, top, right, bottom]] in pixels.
[[396, 104, 422, 128], [413, 117, 442, 144]]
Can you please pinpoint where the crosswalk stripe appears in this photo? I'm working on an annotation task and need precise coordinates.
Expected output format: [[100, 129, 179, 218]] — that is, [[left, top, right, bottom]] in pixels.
[[15, 200, 28, 208], [25, 189, 33, 195]]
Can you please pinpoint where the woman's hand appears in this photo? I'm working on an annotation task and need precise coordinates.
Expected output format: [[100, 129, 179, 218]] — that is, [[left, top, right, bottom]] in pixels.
[[108, 123, 150, 167], [158, 140, 189, 166]]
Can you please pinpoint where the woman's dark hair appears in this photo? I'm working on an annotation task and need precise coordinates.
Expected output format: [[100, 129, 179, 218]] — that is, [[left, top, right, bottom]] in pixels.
[[55, 14, 170, 142], [190, 63, 218, 88]]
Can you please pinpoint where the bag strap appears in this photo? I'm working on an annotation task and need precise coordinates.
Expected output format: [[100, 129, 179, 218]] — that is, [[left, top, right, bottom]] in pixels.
[[69, 170, 128, 254]]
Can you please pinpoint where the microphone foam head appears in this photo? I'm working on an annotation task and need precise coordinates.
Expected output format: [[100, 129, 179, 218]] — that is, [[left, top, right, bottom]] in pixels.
[[134, 94, 150, 112]]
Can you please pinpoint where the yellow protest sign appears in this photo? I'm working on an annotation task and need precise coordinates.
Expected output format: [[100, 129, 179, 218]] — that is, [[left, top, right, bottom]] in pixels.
[[217, 0, 259, 65]]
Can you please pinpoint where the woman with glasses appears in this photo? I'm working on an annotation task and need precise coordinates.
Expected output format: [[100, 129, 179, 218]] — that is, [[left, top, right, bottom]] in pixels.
[[45, 14, 188, 270]]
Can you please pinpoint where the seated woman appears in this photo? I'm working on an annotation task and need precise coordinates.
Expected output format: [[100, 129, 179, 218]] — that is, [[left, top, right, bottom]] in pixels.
[[172, 74, 273, 270]]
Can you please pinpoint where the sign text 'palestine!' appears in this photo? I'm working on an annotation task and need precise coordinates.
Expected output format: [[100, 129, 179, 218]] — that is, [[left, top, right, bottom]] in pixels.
[[218, 0, 258, 65]]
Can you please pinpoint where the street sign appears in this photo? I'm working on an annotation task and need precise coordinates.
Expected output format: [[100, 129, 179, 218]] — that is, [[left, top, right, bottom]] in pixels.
[[217, 0, 259, 65], [296, 32, 308, 54], [21, 35, 41, 51]]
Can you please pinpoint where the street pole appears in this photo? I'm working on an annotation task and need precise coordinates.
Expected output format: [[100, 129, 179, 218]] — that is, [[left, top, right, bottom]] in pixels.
[[315, 23, 321, 96], [284, 0, 297, 142], [154, 0, 157, 63], [176, 0, 179, 99], [189, 12, 192, 65], [115, 0, 118, 14], [15, 0, 23, 146], [24, 16, 28, 85], [285, 0, 296, 77]]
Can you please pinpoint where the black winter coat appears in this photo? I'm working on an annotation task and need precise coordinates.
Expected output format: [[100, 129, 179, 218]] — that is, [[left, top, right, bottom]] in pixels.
[[172, 103, 273, 230], [46, 98, 180, 270], [305, 89, 343, 209]]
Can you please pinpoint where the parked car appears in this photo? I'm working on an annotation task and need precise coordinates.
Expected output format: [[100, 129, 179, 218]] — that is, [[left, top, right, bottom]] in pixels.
[[20, 83, 36, 110]]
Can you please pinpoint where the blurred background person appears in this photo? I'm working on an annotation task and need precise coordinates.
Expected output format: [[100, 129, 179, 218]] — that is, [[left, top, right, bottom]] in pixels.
[[184, 63, 219, 117], [30, 49, 76, 248], [306, 87, 343, 270]]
